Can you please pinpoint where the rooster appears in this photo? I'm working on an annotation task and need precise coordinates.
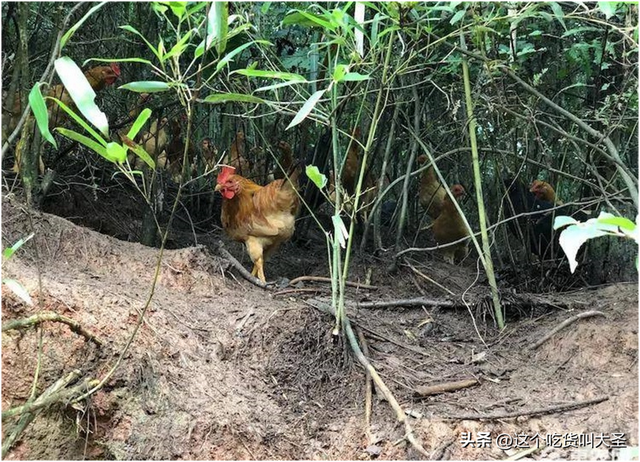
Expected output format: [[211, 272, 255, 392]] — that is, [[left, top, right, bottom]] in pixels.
[[417, 155, 446, 219], [433, 184, 470, 264], [505, 177, 588, 259], [215, 165, 301, 283], [530, 180, 562, 205]]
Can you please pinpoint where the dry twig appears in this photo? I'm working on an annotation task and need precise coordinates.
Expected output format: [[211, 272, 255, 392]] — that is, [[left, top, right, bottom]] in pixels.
[[443, 396, 608, 421], [528, 310, 606, 351], [289, 275, 378, 290], [416, 379, 479, 397]]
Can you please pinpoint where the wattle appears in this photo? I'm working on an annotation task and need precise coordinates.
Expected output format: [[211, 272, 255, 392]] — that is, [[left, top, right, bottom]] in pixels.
[[223, 189, 235, 199]]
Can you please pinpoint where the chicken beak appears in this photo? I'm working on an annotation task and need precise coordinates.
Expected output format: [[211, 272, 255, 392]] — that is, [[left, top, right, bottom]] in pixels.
[[214, 184, 223, 192]]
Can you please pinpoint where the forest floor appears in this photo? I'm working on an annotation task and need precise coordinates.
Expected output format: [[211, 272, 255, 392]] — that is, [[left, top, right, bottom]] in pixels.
[[2, 193, 638, 460]]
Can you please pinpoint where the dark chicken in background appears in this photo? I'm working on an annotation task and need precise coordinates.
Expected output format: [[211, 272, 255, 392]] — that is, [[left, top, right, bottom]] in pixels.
[[503, 177, 588, 260]]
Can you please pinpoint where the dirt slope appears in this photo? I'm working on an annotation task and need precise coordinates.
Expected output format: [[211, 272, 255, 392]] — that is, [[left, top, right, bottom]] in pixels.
[[2, 196, 638, 460]]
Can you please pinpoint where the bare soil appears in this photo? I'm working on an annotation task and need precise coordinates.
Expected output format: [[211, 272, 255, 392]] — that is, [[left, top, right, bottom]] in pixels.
[[2, 194, 638, 460]]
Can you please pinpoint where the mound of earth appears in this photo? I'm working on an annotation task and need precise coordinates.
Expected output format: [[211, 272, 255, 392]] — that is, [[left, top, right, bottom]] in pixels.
[[2, 195, 637, 460]]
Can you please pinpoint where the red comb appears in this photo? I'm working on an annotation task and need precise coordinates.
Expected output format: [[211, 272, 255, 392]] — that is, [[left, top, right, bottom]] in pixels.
[[217, 166, 236, 184], [110, 62, 121, 76]]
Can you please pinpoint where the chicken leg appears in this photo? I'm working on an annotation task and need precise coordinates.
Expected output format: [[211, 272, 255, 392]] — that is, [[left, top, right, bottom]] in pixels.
[[245, 238, 266, 283]]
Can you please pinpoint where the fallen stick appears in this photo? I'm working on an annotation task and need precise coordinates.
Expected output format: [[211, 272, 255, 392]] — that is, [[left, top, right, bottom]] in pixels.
[[2, 312, 103, 346], [289, 275, 378, 290], [358, 297, 456, 309], [528, 310, 607, 351], [416, 379, 479, 397], [273, 287, 327, 297], [443, 396, 608, 421], [217, 244, 267, 289]]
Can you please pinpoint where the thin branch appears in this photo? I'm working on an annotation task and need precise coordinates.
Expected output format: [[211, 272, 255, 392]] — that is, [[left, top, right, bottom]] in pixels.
[[289, 275, 378, 290], [443, 396, 608, 421]]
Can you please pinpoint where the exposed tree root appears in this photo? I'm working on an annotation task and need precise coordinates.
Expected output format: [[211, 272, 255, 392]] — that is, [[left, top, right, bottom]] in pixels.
[[307, 299, 430, 457], [2, 373, 99, 421], [2, 370, 83, 456], [2, 311, 103, 346]]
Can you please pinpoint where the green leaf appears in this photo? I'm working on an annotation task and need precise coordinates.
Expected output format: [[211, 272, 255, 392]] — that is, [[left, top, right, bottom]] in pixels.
[[305, 165, 327, 189], [598, 1, 619, 19], [61, 2, 108, 49], [54, 57, 109, 136], [28, 84, 57, 148], [261, 2, 272, 14], [169, 0, 187, 19], [342, 72, 370, 82], [254, 80, 302, 93], [558, 218, 617, 273], [286, 89, 325, 130], [333, 64, 348, 82], [163, 29, 193, 61], [553, 215, 579, 230], [3, 233, 34, 261], [83, 57, 152, 66], [217, 40, 272, 72], [558, 225, 589, 273], [127, 108, 152, 140], [371, 12, 380, 46], [598, 216, 636, 231], [120, 25, 161, 62], [283, 11, 336, 30], [2, 279, 34, 306], [548, 2, 567, 30], [47, 97, 107, 146], [233, 68, 307, 81], [202, 93, 266, 105], [210, 1, 229, 55], [450, 8, 467, 25], [332, 215, 349, 249], [56, 128, 110, 160], [119, 81, 172, 93], [122, 139, 156, 169], [106, 142, 128, 163]]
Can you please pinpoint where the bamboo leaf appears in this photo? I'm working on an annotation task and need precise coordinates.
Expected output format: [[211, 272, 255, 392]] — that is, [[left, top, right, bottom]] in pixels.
[[2, 279, 33, 306], [28, 84, 57, 148], [54, 57, 109, 136], [127, 108, 152, 140], [232, 68, 307, 81], [202, 93, 266, 104], [3, 233, 34, 261], [47, 97, 107, 147], [286, 89, 325, 130], [119, 81, 172, 93], [56, 128, 110, 160]]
